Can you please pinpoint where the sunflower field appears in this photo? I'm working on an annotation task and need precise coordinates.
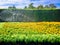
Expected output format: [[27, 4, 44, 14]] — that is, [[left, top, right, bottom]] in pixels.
[[0, 22, 60, 43]]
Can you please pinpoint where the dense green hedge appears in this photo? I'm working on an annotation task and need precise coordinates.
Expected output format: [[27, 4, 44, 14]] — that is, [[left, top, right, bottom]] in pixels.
[[0, 9, 60, 22], [17, 9, 60, 21]]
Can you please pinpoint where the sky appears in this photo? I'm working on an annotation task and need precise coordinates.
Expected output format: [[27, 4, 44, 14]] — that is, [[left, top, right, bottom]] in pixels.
[[0, 0, 60, 9]]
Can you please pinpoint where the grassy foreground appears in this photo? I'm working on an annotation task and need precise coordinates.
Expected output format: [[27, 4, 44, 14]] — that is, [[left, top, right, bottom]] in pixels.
[[0, 22, 60, 43]]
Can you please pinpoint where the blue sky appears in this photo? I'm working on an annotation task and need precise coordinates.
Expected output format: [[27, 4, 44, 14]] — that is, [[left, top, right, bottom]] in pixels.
[[0, 0, 60, 8]]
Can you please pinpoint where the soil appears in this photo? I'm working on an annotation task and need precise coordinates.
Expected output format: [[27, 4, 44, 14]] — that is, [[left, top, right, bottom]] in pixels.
[[0, 41, 60, 45]]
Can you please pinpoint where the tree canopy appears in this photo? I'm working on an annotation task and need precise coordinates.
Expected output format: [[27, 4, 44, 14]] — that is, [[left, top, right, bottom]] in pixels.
[[8, 3, 57, 10]]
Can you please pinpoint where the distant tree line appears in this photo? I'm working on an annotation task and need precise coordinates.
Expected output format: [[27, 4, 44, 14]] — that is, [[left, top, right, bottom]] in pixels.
[[24, 3, 57, 9], [8, 3, 57, 10]]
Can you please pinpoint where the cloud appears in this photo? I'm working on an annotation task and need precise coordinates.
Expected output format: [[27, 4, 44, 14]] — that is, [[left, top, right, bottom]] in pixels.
[[0, 0, 60, 8]]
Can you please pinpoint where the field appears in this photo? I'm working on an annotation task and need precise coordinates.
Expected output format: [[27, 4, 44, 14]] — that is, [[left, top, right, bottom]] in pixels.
[[0, 22, 60, 45]]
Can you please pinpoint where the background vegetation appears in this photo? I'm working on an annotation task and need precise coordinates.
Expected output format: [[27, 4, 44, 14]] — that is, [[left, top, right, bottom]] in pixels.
[[0, 9, 60, 22], [0, 3, 60, 22]]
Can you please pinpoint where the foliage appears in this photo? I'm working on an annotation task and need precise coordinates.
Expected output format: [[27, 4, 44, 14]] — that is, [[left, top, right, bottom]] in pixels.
[[24, 6, 27, 9], [8, 5, 16, 10], [24, 3, 57, 10], [49, 4, 56, 8], [44, 5, 49, 8], [37, 5, 44, 9], [28, 3, 35, 9], [0, 9, 60, 22], [0, 22, 60, 43]]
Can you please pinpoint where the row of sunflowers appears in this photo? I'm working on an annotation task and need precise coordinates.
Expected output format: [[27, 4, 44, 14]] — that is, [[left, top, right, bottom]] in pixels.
[[0, 22, 60, 43], [1, 22, 60, 34]]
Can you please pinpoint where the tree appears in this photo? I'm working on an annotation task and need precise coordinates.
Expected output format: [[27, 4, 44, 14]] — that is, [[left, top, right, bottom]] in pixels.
[[28, 3, 35, 9], [24, 6, 27, 9], [44, 5, 49, 8], [8, 5, 16, 10], [49, 4, 56, 8], [37, 5, 44, 9], [12, 5, 16, 9]]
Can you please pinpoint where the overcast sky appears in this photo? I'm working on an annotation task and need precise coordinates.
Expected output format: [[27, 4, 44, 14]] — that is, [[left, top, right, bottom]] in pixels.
[[0, 0, 60, 9]]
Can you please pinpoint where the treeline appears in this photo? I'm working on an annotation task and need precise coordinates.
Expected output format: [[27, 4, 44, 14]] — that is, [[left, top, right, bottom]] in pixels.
[[24, 3, 57, 9], [8, 3, 57, 10]]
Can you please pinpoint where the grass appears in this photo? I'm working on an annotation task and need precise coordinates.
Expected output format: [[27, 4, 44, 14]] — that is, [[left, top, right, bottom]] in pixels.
[[0, 8, 59, 10]]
